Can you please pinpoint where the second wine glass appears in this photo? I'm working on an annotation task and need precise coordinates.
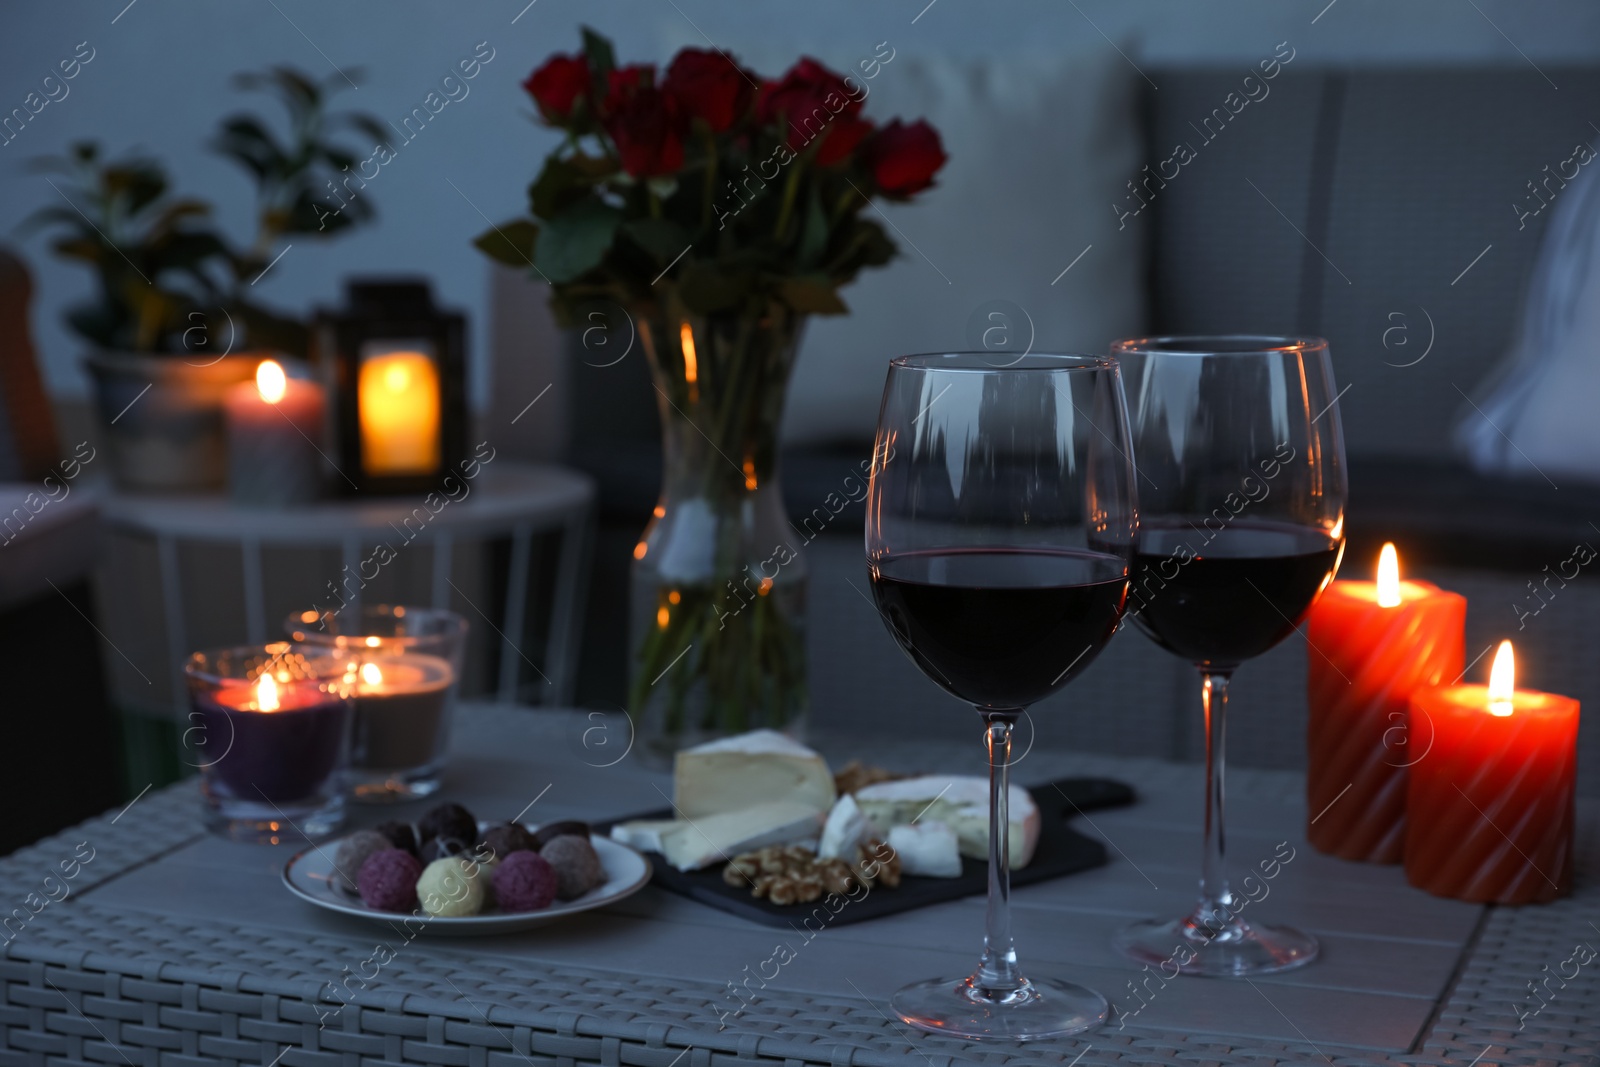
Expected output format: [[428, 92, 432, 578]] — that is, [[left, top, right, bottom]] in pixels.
[[1112, 335, 1347, 977], [866, 353, 1138, 1040]]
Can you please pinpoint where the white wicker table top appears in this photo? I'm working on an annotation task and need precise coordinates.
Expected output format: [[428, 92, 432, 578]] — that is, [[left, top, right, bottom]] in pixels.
[[3, 704, 1596, 1067]]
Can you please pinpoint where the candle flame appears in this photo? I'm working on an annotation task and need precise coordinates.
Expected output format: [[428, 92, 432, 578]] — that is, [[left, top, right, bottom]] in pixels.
[[360, 662, 383, 686], [1487, 639, 1515, 716], [1376, 542, 1401, 607], [256, 673, 281, 712], [255, 360, 287, 404], [680, 322, 699, 403], [385, 362, 411, 392], [364, 636, 381, 648]]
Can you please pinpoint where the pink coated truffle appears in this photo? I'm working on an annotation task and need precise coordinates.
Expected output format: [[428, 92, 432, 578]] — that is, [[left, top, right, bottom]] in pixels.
[[492, 851, 558, 912], [358, 848, 422, 912]]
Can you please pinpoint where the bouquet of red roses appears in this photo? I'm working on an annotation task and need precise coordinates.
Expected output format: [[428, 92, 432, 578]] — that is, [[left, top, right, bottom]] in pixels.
[[474, 28, 945, 321]]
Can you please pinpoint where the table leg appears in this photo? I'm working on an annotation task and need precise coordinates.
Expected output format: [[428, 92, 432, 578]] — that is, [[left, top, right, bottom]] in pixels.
[[545, 503, 593, 707], [498, 522, 533, 703], [241, 537, 265, 644]]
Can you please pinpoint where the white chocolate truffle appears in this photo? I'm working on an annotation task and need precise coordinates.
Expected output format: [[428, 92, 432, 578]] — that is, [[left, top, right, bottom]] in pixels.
[[416, 856, 486, 917]]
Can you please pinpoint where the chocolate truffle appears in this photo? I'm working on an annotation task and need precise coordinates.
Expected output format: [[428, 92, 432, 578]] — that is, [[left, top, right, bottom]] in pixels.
[[419, 802, 477, 847], [333, 830, 392, 892], [492, 851, 558, 912], [417, 856, 485, 917], [531, 820, 591, 850], [373, 819, 419, 856], [540, 834, 606, 900], [357, 849, 422, 912], [421, 836, 471, 863], [478, 822, 536, 859]]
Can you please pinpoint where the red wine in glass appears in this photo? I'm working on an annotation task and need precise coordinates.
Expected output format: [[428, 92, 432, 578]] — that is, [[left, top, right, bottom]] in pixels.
[[1130, 519, 1340, 667], [870, 548, 1128, 708]]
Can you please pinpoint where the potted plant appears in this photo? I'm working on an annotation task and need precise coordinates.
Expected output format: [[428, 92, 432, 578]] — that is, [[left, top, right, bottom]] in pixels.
[[476, 29, 946, 754], [28, 67, 382, 491]]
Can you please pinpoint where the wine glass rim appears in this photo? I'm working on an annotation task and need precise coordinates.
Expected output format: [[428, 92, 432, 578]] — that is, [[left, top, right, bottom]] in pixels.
[[891, 351, 1116, 372], [1111, 334, 1328, 356]]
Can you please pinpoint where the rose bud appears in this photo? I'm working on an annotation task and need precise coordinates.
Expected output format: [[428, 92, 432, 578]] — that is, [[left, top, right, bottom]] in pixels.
[[663, 48, 753, 133], [523, 53, 590, 124], [864, 118, 948, 197]]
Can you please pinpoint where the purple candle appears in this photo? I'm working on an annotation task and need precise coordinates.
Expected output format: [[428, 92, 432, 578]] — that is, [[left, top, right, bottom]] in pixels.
[[191, 674, 349, 802]]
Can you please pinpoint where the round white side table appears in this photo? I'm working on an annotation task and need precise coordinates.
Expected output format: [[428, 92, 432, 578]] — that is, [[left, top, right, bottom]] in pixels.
[[96, 460, 594, 713]]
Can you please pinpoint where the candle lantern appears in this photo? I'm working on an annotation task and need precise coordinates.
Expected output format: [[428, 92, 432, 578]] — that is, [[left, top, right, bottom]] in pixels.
[[315, 279, 466, 495]]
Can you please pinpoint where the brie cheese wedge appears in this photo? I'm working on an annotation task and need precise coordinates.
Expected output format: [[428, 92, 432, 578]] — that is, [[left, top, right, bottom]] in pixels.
[[817, 794, 873, 860], [855, 775, 1041, 869], [673, 729, 836, 818], [888, 820, 963, 878], [611, 801, 823, 871]]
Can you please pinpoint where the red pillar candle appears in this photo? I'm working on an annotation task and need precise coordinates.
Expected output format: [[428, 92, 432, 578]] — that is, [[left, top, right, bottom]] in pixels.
[[1406, 641, 1577, 904], [1306, 544, 1465, 862]]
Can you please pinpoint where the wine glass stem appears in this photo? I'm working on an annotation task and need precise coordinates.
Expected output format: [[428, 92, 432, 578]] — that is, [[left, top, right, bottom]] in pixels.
[[976, 711, 1025, 995], [1196, 670, 1235, 931]]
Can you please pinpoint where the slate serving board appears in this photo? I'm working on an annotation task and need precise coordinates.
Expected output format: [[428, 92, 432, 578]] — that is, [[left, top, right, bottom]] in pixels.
[[604, 777, 1134, 928]]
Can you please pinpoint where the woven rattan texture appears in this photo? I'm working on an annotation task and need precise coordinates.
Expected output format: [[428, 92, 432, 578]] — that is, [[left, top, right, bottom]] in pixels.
[[3, 710, 1596, 1067]]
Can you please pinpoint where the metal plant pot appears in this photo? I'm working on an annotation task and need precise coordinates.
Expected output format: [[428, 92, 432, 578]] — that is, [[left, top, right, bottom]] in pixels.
[[84, 351, 261, 492]]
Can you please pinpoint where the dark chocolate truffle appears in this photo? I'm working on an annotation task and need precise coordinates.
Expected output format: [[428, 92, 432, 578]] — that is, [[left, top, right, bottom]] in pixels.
[[478, 822, 536, 859], [373, 820, 419, 856], [357, 849, 422, 912], [531, 819, 591, 850], [540, 834, 606, 900], [419, 802, 477, 846], [492, 851, 558, 912], [421, 836, 471, 862]]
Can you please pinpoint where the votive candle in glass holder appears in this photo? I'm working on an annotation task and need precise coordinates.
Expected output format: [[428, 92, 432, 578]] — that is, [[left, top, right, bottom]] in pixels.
[[286, 605, 466, 802], [184, 643, 352, 843]]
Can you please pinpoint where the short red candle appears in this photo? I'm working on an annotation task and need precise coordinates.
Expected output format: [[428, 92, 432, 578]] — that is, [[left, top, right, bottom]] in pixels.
[[1306, 544, 1465, 862], [1405, 642, 1577, 904]]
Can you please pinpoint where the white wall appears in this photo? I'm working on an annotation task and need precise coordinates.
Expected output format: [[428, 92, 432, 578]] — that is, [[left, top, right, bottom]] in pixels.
[[3, 0, 1598, 409]]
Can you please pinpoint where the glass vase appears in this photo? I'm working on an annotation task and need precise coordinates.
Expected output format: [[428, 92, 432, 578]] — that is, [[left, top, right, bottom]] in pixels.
[[628, 297, 808, 762]]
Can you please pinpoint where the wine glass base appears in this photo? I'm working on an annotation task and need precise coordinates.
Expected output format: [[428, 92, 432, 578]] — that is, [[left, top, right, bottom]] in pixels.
[[891, 975, 1108, 1041], [1115, 914, 1319, 977]]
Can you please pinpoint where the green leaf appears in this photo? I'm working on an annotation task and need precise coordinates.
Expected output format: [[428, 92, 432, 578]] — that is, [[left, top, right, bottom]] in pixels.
[[581, 26, 616, 94], [528, 156, 597, 220], [827, 217, 896, 277], [534, 198, 621, 283], [473, 219, 539, 268], [678, 261, 752, 314], [621, 218, 692, 265], [778, 275, 848, 315]]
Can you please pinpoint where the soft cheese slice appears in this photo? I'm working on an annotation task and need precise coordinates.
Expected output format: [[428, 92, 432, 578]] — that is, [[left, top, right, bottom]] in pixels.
[[609, 819, 678, 854], [855, 775, 1040, 869], [615, 801, 823, 871], [888, 820, 963, 878], [817, 794, 873, 860], [673, 729, 836, 818]]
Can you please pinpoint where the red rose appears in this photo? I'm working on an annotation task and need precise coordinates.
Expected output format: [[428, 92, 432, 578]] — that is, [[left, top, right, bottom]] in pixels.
[[603, 66, 685, 178], [757, 57, 863, 150], [663, 48, 753, 133], [863, 119, 947, 196], [815, 116, 873, 166], [523, 54, 589, 124]]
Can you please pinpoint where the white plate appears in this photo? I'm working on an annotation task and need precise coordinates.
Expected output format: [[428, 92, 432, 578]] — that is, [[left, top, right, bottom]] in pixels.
[[282, 830, 652, 935]]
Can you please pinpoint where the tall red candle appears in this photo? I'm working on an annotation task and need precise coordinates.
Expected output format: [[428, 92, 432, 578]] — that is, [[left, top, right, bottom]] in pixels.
[[1406, 641, 1577, 904], [1306, 544, 1465, 862]]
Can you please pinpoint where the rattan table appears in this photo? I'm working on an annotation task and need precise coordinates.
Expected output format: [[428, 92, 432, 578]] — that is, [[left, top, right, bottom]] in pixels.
[[3, 705, 1596, 1066]]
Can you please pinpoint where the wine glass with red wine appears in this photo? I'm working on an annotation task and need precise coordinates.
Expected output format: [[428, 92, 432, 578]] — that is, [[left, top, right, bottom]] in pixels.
[[865, 353, 1138, 1040], [1111, 335, 1347, 977]]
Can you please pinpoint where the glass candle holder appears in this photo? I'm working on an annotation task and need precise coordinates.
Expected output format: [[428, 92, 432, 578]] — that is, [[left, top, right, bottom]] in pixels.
[[286, 605, 466, 802], [184, 643, 352, 843]]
